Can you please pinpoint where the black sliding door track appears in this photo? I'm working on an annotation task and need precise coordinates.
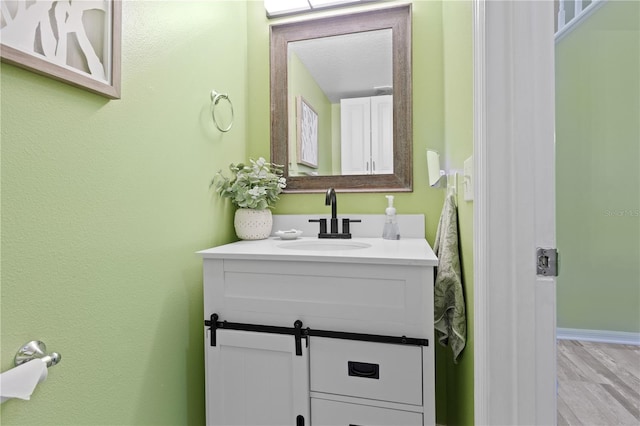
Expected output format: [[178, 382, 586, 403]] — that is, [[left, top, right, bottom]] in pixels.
[[205, 313, 428, 355]]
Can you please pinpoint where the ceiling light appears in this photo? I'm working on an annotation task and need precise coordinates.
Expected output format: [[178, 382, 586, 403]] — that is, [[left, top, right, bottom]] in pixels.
[[308, 0, 359, 9], [265, 0, 368, 18], [265, 0, 311, 17]]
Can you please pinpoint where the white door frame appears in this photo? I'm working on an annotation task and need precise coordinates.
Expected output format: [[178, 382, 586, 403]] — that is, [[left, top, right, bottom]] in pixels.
[[473, 1, 557, 425]]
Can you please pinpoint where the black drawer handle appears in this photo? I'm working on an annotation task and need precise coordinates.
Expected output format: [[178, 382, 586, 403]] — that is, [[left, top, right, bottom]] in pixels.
[[348, 361, 379, 379]]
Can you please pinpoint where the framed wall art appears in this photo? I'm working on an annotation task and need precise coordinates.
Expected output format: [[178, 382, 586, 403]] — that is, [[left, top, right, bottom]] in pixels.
[[0, 0, 121, 99], [296, 96, 318, 168]]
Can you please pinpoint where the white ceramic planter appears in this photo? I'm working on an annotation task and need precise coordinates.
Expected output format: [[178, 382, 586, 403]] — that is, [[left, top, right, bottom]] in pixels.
[[234, 208, 272, 240]]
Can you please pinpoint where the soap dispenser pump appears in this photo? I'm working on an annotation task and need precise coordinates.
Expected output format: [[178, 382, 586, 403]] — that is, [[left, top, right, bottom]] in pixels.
[[382, 195, 400, 240]]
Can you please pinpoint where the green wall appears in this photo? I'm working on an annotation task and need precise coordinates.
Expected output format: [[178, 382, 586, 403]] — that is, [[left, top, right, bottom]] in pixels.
[[556, 0, 640, 333], [441, 1, 475, 425], [247, 1, 474, 424], [288, 52, 334, 175], [1, 1, 247, 424]]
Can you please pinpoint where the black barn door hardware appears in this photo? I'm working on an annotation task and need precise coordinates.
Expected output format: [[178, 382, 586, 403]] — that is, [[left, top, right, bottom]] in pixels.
[[302, 327, 429, 347], [204, 313, 429, 353], [294, 320, 303, 356], [205, 314, 306, 354], [205, 313, 219, 346]]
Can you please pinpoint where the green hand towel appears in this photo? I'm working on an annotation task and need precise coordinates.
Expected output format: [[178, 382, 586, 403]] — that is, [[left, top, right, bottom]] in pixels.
[[434, 193, 467, 363]]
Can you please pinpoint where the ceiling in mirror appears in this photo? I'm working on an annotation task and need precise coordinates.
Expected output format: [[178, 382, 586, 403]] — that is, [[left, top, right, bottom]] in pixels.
[[288, 29, 392, 102]]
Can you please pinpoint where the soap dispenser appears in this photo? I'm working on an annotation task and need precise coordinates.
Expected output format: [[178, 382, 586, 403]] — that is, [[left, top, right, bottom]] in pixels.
[[382, 195, 401, 240]]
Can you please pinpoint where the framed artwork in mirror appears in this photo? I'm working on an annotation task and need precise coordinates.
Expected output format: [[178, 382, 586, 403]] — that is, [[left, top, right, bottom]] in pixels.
[[296, 96, 318, 168], [0, 0, 121, 99]]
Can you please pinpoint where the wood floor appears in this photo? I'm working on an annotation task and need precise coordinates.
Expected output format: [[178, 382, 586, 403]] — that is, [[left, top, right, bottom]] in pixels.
[[557, 339, 640, 426]]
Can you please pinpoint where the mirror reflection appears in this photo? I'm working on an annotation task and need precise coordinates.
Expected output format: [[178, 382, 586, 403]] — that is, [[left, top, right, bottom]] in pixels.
[[287, 29, 393, 177]]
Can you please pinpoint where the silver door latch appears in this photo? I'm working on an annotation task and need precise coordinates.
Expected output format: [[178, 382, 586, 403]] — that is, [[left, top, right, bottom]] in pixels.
[[536, 248, 558, 276]]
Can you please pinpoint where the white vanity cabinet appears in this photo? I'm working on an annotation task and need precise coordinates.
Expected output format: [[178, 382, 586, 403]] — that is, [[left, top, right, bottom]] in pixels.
[[199, 236, 437, 426], [341, 95, 393, 175]]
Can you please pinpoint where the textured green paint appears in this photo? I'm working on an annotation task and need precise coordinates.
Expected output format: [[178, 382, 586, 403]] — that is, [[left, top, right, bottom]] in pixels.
[[0, 1, 247, 424], [288, 52, 334, 175], [556, 0, 640, 333], [441, 1, 474, 425], [247, 1, 474, 424]]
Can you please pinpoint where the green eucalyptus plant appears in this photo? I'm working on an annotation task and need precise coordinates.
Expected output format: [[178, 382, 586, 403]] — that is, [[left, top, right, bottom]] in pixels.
[[212, 157, 286, 210]]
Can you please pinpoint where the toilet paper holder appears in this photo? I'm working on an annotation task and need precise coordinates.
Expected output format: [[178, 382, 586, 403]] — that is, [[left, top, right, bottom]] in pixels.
[[14, 341, 61, 368]]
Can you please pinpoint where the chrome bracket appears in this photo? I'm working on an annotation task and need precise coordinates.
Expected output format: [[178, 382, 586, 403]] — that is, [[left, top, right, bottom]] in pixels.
[[15, 341, 61, 368]]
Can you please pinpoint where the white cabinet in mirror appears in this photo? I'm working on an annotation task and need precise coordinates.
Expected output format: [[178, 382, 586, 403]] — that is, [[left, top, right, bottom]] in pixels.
[[341, 95, 393, 175]]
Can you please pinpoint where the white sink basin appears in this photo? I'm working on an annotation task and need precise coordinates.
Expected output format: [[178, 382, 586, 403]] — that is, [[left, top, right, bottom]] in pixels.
[[277, 240, 372, 251]]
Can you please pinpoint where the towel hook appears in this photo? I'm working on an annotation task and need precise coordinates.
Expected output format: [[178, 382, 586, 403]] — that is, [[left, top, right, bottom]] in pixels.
[[447, 172, 458, 201], [15, 341, 61, 368], [210, 90, 234, 133]]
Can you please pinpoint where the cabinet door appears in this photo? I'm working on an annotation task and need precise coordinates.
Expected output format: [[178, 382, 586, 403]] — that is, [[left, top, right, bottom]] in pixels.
[[370, 95, 393, 174], [311, 398, 423, 426], [205, 329, 309, 426], [341, 97, 371, 175]]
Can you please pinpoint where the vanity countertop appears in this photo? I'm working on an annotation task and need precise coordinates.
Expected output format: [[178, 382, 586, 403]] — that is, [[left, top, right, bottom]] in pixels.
[[198, 237, 438, 266]]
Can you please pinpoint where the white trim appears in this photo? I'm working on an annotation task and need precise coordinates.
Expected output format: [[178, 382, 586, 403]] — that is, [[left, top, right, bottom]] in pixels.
[[474, 0, 556, 424], [575, 0, 584, 16], [557, 328, 640, 345], [555, 0, 607, 42], [472, 0, 488, 425]]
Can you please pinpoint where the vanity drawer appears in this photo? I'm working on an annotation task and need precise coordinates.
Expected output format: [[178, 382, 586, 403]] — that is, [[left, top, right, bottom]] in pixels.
[[311, 397, 423, 426], [310, 337, 423, 405]]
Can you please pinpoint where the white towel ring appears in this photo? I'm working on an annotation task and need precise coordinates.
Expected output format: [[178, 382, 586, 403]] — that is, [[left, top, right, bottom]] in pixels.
[[210, 90, 234, 132]]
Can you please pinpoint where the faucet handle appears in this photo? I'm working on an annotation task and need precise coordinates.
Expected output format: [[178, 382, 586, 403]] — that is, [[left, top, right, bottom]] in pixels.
[[309, 218, 327, 235], [341, 218, 361, 237]]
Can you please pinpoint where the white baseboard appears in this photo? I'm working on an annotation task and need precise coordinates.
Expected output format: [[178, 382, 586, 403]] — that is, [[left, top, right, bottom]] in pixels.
[[557, 327, 640, 345]]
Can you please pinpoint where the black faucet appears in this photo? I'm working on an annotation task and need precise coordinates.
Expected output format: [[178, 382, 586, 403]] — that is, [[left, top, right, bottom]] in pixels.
[[309, 188, 361, 239], [326, 187, 338, 234]]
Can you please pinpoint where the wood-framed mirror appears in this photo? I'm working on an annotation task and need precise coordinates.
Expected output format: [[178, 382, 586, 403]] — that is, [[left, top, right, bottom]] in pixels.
[[270, 4, 412, 193]]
